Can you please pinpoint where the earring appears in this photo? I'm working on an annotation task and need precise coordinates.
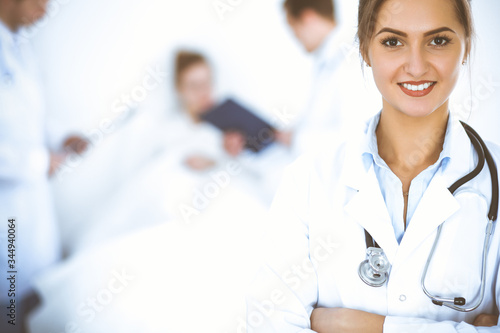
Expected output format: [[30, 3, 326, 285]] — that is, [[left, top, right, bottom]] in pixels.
[[366, 63, 371, 67], [462, 60, 467, 65]]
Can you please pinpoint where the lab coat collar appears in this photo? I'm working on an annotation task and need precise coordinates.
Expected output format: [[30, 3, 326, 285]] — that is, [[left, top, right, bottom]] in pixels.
[[339, 114, 377, 189], [342, 115, 399, 262], [439, 112, 474, 188], [344, 163, 400, 263], [341, 111, 472, 263]]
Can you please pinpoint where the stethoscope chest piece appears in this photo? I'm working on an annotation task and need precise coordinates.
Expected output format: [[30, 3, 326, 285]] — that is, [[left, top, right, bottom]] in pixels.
[[358, 247, 390, 287]]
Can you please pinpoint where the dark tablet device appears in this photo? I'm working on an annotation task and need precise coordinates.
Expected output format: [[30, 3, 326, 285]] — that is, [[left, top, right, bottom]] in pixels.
[[201, 98, 276, 152]]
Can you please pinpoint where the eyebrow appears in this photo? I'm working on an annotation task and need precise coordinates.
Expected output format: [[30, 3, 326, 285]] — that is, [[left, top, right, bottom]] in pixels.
[[375, 28, 407, 37], [423, 27, 456, 36], [375, 27, 457, 37]]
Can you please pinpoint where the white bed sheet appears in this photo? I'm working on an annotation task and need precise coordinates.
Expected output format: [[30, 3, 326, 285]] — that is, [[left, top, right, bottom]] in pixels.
[[29, 181, 268, 332]]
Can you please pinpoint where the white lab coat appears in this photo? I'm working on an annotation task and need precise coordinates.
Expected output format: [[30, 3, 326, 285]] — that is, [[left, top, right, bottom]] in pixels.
[[247, 114, 500, 332], [292, 26, 381, 156], [0, 21, 61, 302]]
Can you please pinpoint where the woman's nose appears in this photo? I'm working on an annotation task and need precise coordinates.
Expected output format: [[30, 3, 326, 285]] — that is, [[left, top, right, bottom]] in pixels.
[[404, 47, 429, 79]]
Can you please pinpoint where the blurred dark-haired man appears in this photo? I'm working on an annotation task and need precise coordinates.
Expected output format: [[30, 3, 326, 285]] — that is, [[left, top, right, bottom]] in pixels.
[[283, 0, 380, 155], [284, 0, 337, 53]]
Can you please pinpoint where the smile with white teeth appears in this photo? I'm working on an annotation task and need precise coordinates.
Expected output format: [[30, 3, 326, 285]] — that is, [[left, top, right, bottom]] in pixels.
[[401, 82, 435, 91]]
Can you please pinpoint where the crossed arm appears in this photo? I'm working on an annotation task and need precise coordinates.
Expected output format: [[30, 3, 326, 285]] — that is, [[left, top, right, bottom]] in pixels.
[[310, 308, 498, 333]]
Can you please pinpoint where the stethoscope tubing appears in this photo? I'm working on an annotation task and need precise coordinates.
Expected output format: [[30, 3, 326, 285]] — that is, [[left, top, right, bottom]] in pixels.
[[421, 123, 497, 312], [361, 121, 499, 312]]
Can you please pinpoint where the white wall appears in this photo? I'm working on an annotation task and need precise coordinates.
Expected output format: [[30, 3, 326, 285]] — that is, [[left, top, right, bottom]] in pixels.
[[31, 0, 314, 138], [450, 0, 500, 144], [31, 0, 500, 145]]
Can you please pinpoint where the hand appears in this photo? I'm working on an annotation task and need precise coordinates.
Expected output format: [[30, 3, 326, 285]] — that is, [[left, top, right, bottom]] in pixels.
[[275, 130, 293, 147], [185, 155, 216, 171], [223, 131, 246, 157], [311, 308, 384, 333], [63, 135, 89, 155], [473, 313, 498, 327]]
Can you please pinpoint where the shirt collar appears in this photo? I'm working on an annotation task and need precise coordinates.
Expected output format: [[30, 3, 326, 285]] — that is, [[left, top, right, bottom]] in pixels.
[[361, 111, 454, 172]]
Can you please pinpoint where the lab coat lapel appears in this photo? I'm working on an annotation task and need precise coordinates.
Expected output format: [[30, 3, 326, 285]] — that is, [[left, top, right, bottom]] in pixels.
[[340, 112, 473, 266], [397, 115, 473, 263], [343, 161, 400, 264], [397, 174, 460, 262]]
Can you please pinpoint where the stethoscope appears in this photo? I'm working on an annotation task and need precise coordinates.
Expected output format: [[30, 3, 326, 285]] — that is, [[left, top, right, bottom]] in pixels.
[[358, 121, 499, 312]]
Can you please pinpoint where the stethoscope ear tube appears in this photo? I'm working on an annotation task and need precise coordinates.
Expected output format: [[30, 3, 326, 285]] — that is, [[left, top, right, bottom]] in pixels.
[[460, 121, 499, 222], [449, 122, 486, 195]]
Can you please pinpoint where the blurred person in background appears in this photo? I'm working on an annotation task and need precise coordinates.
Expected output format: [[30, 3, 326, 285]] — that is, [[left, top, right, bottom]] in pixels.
[[173, 50, 291, 161], [0, 0, 87, 331], [172, 50, 289, 168], [283, 0, 380, 156], [170, 50, 292, 204], [171, 50, 229, 171]]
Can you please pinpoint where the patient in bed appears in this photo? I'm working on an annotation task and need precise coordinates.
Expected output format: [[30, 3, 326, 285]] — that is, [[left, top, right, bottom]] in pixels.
[[171, 50, 240, 171], [170, 50, 293, 203]]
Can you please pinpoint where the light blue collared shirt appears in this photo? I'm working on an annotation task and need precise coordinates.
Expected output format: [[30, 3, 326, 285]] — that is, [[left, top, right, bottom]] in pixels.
[[361, 113, 453, 243]]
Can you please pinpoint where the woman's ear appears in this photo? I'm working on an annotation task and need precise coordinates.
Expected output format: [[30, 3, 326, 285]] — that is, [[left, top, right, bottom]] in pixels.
[[462, 52, 468, 65], [462, 38, 471, 65], [362, 51, 371, 67]]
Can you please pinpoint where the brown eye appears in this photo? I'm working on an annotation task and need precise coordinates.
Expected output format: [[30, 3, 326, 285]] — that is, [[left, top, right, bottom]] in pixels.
[[383, 38, 402, 47], [430, 36, 450, 47]]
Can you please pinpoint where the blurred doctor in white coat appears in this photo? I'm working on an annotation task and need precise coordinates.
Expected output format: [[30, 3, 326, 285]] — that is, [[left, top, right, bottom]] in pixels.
[[247, 0, 499, 331], [0, 0, 87, 329], [284, 0, 380, 156]]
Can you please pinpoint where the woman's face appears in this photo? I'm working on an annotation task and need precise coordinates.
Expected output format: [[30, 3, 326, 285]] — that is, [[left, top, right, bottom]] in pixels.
[[177, 62, 214, 117], [367, 0, 467, 118]]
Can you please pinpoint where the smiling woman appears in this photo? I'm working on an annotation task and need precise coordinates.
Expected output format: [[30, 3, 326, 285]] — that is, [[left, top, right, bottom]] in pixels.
[[246, 0, 500, 332]]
